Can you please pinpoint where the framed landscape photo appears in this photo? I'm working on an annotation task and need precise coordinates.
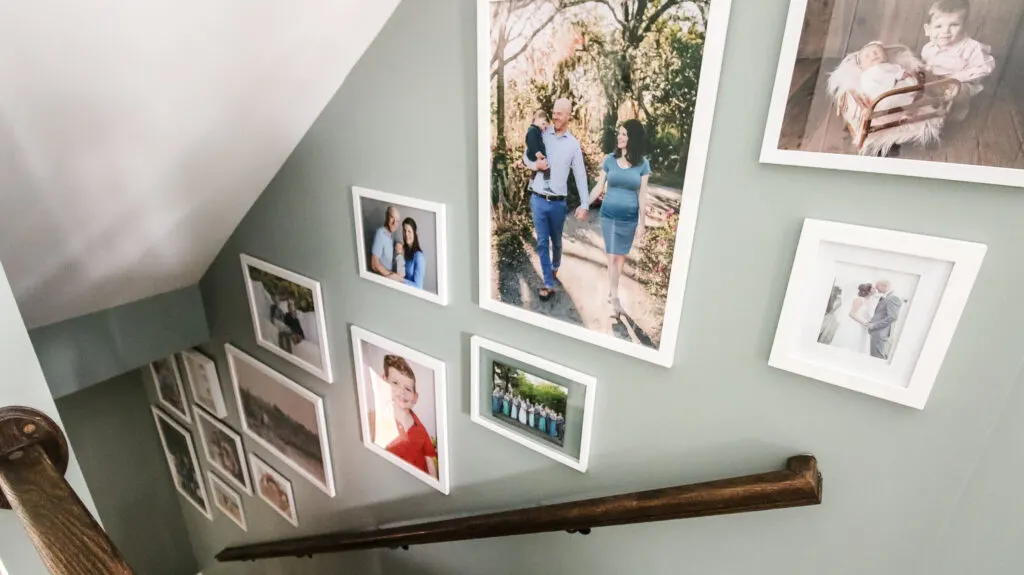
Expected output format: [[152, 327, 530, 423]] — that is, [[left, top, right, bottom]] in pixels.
[[226, 344, 336, 497], [351, 326, 449, 494], [194, 407, 252, 495], [352, 186, 449, 306], [152, 406, 211, 519], [150, 356, 190, 423], [208, 472, 247, 532], [762, 0, 1024, 188], [769, 219, 986, 409], [240, 254, 334, 382], [478, 0, 735, 366], [249, 454, 298, 528], [470, 336, 597, 472], [181, 349, 227, 418]]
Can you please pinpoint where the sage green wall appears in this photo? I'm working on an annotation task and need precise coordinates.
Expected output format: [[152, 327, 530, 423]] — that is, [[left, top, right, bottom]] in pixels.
[[184, 0, 1023, 573]]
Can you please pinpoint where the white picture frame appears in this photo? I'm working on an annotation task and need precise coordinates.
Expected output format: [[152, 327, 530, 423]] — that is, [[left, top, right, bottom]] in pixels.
[[150, 356, 191, 424], [769, 219, 986, 409], [239, 254, 334, 382], [249, 454, 298, 528], [194, 407, 253, 496], [470, 336, 597, 472], [151, 406, 212, 520], [181, 349, 228, 418], [350, 326, 450, 494], [226, 344, 336, 497], [760, 0, 1024, 189], [477, 0, 735, 367], [352, 186, 449, 306], [208, 472, 248, 532]]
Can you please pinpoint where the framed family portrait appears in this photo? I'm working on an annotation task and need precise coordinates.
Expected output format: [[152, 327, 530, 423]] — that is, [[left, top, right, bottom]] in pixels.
[[152, 406, 212, 520], [181, 349, 227, 418], [762, 0, 1024, 188], [350, 326, 449, 494], [770, 219, 986, 409], [240, 254, 334, 382], [208, 472, 247, 532], [470, 336, 596, 472], [352, 186, 449, 306], [194, 407, 252, 495], [150, 356, 190, 423], [249, 454, 298, 527], [478, 0, 734, 366], [226, 344, 336, 497]]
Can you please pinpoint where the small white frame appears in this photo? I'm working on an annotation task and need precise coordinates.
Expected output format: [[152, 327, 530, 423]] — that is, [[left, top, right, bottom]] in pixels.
[[249, 454, 299, 528], [350, 326, 450, 494], [151, 356, 191, 424], [769, 219, 986, 409], [194, 407, 253, 495], [151, 406, 212, 520], [351, 186, 449, 306], [470, 336, 597, 472], [208, 472, 248, 532], [181, 349, 228, 418], [239, 254, 334, 382]]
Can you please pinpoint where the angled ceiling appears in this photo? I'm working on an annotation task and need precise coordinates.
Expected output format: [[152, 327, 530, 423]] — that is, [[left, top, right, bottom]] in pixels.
[[0, 0, 400, 328]]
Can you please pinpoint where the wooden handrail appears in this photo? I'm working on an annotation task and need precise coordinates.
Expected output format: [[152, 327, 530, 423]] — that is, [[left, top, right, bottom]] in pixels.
[[218, 455, 822, 563]]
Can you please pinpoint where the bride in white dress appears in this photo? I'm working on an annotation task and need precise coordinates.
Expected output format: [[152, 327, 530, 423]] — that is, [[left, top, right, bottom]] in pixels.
[[831, 283, 877, 355]]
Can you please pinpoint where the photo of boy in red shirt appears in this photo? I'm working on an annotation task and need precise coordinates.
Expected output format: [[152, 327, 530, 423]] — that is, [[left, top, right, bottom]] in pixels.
[[369, 354, 438, 480]]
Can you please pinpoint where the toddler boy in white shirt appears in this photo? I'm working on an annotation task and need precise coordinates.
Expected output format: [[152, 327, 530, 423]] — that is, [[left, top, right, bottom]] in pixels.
[[921, 0, 995, 120]]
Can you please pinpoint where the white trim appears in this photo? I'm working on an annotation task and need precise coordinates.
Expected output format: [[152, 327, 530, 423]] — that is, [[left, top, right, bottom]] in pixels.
[[239, 254, 334, 382], [194, 407, 253, 495], [249, 454, 299, 528], [350, 326, 450, 494], [151, 406, 212, 520], [476, 0, 734, 367], [760, 0, 1024, 189], [225, 344, 337, 497], [469, 336, 597, 472], [208, 472, 248, 532], [151, 356, 191, 423], [351, 186, 450, 306], [181, 349, 228, 418], [769, 219, 987, 409]]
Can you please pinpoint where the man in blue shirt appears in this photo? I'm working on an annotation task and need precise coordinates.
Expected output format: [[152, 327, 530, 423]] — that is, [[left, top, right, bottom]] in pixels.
[[522, 98, 591, 301], [370, 206, 401, 278]]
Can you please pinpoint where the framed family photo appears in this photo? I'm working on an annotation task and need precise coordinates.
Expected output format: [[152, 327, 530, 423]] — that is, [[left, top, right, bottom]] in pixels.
[[152, 406, 212, 520], [470, 336, 596, 472], [769, 219, 986, 409], [208, 472, 247, 532], [150, 356, 190, 423], [477, 0, 735, 367], [226, 344, 336, 497], [181, 349, 227, 418], [249, 454, 299, 528], [240, 254, 334, 382], [762, 0, 1024, 188], [194, 407, 252, 495], [352, 186, 449, 306], [350, 326, 449, 494]]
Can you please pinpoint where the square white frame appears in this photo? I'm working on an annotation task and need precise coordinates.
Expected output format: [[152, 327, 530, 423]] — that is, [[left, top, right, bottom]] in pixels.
[[181, 349, 228, 418], [151, 356, 191, 423], [194, 407, 253, 496], [350, 326, 450, 494], [225, 344, 337, 497], [769, 219, 986, 409], [351, 186, 449, 306], [476, 0, 735, 367], [239, 254, 334, 382], [760, 0, 1024, 189], [208, 472, 248, 532], [152, 406, 212, 520], [249, 454, 298, 528], [470, 336, 597, 472]]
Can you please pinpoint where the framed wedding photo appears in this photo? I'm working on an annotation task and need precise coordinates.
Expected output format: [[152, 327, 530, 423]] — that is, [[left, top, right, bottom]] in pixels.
[[352, 186, 449, 306], [350, 326, 450, 494], [477, 0, 735, 367], [769, 219, 986, 409], [470, 336, 597, 472], [181, 349, 227, 418], [226, 344, 336, 497], [150, 356, 190, 423], [249, 454, 299, 528], [208, 472, 247, 532], [240, 254, 334, 382], [194, 407, 252, 495], [761, 0, 1024, 188], [152, 406, 212, 520]]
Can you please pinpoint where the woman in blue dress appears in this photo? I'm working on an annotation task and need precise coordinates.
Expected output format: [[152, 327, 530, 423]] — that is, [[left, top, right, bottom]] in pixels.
[[400, 218, 427, 289]]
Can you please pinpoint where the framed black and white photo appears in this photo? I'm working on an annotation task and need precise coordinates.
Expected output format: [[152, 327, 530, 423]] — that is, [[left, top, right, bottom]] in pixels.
[[226, 344, 336, 496], [152, 406, 211, 519], [150, 356, 190, 423], [194, 407, 252, 495], [770, 219, 986, 409], [352, 186, 449, 306], [250, 454, 298, 528], [208, 472, 247, 532], [762, 0, 1024, 188], [240, 254, 334, 382], [470, 336, 597, 471], [181, 349, 227, 418]]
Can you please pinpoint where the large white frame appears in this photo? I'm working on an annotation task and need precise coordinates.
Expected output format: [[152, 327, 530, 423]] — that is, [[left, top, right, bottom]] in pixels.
[[476, 0, 735, 367], [208, 472, 248, 532], [150, 356, 191, 424], [152, 406, 212, 520], [239, 254, 334, 382], [470, 336, 597, 472], [181, 349, 228, 418], [194, 407, 253, 495], [352, 186, 449, 306], [769, 219, 986, 409], [225, 344, 336, 497], [249, 454, 298, 528], [350, 326, 450, 494], [760, 0, 1024, 189]]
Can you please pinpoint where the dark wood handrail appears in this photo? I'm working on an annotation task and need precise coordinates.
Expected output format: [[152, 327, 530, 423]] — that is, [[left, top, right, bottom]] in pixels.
[[218, 455, 822, 563]]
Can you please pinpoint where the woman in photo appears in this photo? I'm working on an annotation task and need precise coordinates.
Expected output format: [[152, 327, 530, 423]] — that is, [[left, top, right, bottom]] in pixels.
[[395, 217, 427, 290], [832, 283, 877, 354]]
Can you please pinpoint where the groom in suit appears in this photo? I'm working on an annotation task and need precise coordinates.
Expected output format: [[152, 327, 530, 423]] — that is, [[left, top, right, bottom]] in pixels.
[[867, 280, 902, 359]]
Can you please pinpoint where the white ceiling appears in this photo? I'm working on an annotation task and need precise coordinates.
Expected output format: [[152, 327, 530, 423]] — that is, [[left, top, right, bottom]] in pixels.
[[0, 0, 400, 328]]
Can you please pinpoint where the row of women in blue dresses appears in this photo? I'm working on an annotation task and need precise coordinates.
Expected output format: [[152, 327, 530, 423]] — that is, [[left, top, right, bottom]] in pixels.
[[491, 387, 565, 442]]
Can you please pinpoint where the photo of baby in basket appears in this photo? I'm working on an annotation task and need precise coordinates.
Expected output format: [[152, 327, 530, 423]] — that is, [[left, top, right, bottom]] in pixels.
[[763, 0, 1024, 188]]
